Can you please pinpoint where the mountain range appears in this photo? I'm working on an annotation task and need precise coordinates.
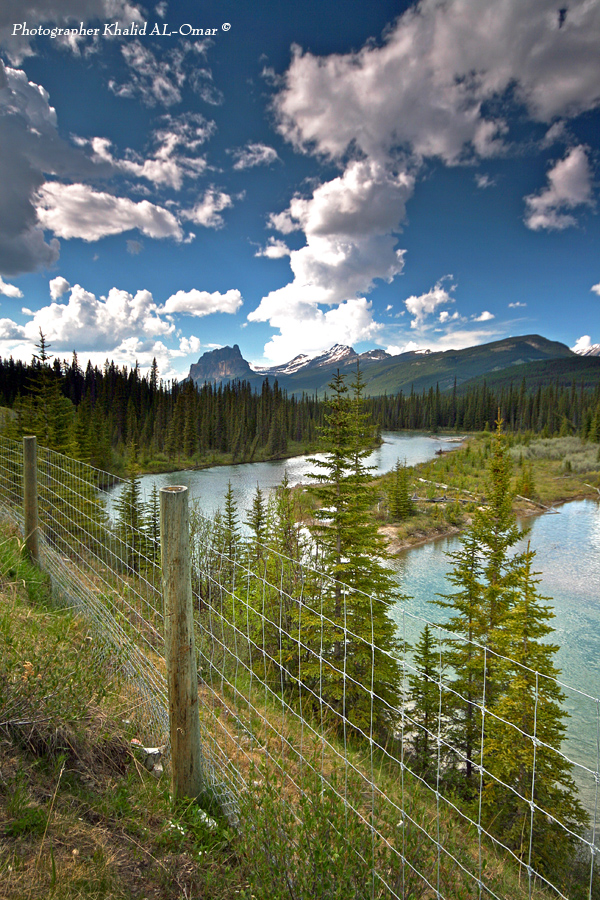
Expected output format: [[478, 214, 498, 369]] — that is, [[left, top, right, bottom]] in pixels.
[[188, 335, 600, 397]]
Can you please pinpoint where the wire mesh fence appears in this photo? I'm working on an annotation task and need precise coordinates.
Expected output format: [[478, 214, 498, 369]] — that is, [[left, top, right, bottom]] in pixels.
[[0, 434, 597, 899]]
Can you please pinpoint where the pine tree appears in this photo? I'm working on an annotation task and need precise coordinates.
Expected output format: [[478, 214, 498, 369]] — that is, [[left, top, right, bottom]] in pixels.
[[388, 458, 414, 520], [114, 441, 148, 573], [481, 545, 587, 880], [473, 418, 523, 706], [408, 624, 442, 781], [20, 330, 76, 455], [433, 418, 523, 784], [145, 482, 161, 566], [434, 530, 486, 786], [307, 365, 403, 734], [246, 483, 268, 562]]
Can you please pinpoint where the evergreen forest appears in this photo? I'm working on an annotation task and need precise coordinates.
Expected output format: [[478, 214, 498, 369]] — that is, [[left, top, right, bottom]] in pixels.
[[1, 338, 600, 474]]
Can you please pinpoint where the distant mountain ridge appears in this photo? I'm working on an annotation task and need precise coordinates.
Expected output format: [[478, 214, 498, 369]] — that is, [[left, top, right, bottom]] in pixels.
[[575, 343, 600, 357], [251, 344, 391, 376], [188, 334, 576, 396]]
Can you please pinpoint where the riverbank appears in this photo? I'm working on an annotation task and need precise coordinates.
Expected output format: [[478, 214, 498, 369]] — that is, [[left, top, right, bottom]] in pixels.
[[124, 438, 320, 478], [376, 433, 600, 555]]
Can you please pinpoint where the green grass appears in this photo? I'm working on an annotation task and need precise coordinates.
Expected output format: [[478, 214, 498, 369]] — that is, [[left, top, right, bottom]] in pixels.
[[0, 523, 245, 899]]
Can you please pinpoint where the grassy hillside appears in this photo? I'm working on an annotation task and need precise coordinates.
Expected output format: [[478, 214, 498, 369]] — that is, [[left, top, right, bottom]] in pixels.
[[0, 526, 244, 900]]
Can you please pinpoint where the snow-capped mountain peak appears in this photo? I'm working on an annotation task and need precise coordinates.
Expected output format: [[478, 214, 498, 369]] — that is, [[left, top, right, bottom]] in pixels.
[[574, 343, 600, 357]]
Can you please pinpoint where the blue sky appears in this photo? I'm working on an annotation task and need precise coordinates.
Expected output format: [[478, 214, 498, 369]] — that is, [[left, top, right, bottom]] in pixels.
[[0, 0, 598, 380]]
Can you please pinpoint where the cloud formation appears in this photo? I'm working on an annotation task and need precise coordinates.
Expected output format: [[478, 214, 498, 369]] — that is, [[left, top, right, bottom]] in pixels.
[[49, 276, 70, 299], [0, 61, 207, 275], [109, 39, 212, 107], [232, 143, 279, 170], [255, 0, 600, 362], [0, 276, 23, 298], [162, 289, 243, 317], [254, 238, 291, 259], [85, 112, 214, 189], [524, 146, 593, 230], [275, 0, 600, 166], [36, 182, 184, 241], [250, 160, 413, 360], [182, 188, 233, 229], [571, 335, 593, 353], [404, 279, 456, 329], [591, 281, 600, 296]]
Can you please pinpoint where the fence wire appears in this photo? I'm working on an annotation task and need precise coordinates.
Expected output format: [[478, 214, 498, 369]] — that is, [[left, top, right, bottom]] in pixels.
[[0, 434, 597, 900]]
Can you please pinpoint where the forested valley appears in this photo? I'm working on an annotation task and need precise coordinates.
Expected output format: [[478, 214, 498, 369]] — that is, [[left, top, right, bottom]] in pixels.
[[1, 339, 600, 475]]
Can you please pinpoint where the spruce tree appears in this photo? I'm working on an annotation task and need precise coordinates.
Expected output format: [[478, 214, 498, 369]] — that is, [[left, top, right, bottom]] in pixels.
[[307, 365, 403, 734], [434, 419, 524, 784], [114, 441, 148, 573], [408, 624, 442, 781], [388, 458, 414, 520], [481, 545, 587, 879], [246, 483, 268, 563], [434, 530, 486, 786]]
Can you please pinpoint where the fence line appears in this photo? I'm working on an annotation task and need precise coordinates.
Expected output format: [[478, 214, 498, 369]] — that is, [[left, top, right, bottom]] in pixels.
[[0, 434, 597, 899]]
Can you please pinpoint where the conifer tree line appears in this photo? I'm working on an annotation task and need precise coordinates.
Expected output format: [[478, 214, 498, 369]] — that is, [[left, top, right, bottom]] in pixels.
[[2, 340, 600, 475], [0, 340, 324, 471], [365, 377, 600, 438]]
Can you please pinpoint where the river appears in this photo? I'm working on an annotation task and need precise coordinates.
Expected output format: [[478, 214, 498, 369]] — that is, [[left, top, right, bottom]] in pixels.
[[107, 433, 600, 813], [107, 431, 449, 518]]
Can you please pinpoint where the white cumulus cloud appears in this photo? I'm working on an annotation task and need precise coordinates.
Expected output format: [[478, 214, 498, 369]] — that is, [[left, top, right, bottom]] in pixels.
[[250, 160, 413, 360], [250, 296, 381, 365], [254, 238, 291, 259], [571, 335, 592, 353], [163, 289, 243, 317], [24, 283, 173, 350], [275, 1, 600, 167], [179, 335, 202, 355], [232, 143, 279, 170], [524, 145, 593, 231], [591, 282, 600, 296], [36, 182, 183, 241], [49, 276, 70, 300], [183, 188, 233, 229], [473, 310, 495, 322], [404, 280, 456, 329], [0, 276, 23, 298]]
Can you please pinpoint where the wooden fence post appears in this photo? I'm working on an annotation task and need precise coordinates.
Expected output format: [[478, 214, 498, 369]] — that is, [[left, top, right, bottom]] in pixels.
[[160, 485, 205, 801], [23, 436, 39, 565]]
